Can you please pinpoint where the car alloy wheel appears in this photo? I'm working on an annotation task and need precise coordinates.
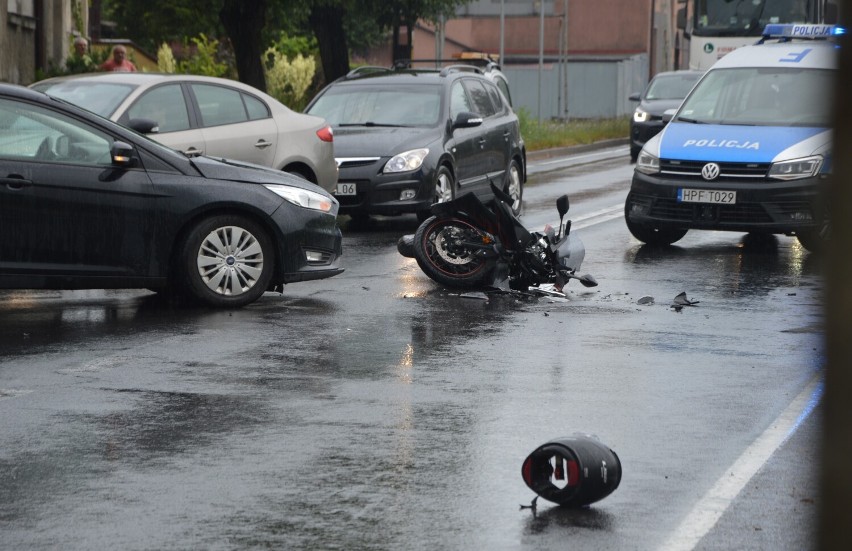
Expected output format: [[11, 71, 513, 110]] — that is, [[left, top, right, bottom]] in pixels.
[[435, 166, 455, 204], [180, 215, 274, 307], [506, 160, 523, 215], [197, 226, 264, 294]]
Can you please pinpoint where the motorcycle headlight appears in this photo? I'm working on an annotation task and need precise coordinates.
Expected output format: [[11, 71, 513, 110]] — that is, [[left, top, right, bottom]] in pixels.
[[633, 108, 649, 123], [768, 155, 823, 180], [264, 184, 335, 213], [383, 148, 429, 174], [635, 150, 660, 175]]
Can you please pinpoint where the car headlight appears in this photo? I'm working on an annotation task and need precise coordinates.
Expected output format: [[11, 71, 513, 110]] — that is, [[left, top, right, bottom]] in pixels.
[[383, 148, 429, 174], [635, 150, 660, 175], [264, 184, 335, 212], [768, 155, 823, 180], [633, 108, 649, 123]]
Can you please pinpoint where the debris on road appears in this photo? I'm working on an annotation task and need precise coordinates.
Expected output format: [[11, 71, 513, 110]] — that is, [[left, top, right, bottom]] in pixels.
[[521, 434, 622, 509], [671, 292, 700, 312]]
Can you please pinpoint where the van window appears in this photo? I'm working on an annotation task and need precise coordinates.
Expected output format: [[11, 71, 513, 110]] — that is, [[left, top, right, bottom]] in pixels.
[[676, 67, 833, 127]]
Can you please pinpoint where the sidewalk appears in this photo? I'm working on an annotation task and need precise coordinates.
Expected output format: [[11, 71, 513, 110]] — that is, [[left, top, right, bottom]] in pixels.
[[527, 138, 629, 162]]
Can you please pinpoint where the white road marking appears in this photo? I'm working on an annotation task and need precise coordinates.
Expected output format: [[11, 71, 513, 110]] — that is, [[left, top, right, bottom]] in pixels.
[[658, 373, 824, 551], [571, 205, 625, 230]]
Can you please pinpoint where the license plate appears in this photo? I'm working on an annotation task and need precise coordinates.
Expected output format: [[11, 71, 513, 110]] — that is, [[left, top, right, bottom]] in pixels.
[[678, 189, 736, 204], [335, 183, 357, 196]]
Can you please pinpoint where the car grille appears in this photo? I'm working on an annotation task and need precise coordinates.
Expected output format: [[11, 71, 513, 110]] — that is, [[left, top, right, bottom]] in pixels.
[[337, 157, 381, 169], [649, 197, 772, 223], [645, 197, 813, 224], [660, 160, 770, 180]]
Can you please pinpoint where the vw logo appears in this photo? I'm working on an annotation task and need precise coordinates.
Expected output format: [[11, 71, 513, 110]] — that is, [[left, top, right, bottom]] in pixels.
[[701, 162, 721, 181]]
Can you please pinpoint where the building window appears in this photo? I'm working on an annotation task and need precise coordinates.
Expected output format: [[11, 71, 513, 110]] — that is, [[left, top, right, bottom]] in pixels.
[[7, 0, 35, 17]]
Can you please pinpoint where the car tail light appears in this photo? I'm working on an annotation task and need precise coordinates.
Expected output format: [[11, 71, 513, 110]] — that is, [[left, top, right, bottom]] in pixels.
[[316, 126, 333, 143]]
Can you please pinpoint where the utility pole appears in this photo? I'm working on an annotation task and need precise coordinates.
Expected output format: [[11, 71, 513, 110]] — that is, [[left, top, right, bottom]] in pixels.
[[499, 0, 505, 65], [538, 0, 544, 121]]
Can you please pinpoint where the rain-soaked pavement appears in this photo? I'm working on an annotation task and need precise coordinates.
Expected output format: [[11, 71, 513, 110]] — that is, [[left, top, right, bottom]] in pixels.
[[0, 148, 823, 550]]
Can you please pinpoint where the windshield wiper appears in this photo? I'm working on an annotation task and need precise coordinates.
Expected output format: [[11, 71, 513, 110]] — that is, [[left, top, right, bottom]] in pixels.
[[675, 117, 707, 124]]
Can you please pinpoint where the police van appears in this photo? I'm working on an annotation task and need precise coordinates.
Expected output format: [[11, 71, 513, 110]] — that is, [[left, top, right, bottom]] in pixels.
[[625, 24, 841, 251]]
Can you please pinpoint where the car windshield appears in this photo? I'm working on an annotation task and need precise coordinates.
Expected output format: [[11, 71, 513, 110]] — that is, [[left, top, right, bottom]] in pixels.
[[307, 84, 443, 127], [694, 0, 812, 37], [32, 80, 137, 117], [675, 67, 833, 127], [645, 74, 700, 100]]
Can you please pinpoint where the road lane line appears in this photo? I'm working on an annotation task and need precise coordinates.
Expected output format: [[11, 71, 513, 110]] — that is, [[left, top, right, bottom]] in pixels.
[[571, 205, 625, 230], [658, 373, 824, 551]]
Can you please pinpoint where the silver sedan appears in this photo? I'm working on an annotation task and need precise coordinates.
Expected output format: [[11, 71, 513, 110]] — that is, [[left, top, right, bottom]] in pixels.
[[31, 73, 338, 192]]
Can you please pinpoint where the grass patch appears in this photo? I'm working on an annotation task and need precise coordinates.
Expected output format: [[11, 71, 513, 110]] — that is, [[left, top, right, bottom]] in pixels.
[[518, 108, 629, 151]]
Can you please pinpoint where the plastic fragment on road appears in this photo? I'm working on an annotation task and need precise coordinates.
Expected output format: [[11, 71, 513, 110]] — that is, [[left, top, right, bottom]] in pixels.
[[671, 291, 700, 312]]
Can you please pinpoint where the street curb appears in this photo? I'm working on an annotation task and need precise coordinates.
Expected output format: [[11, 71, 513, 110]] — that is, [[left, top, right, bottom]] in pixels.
[[527, 138, 629, 162]]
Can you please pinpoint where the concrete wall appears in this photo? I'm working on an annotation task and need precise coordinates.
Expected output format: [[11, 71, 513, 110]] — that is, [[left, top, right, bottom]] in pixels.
[[1, 4, 38, 84], [1, 0, 86, 85], [400, 0, 667, 121], [450, 0, 653, 56]]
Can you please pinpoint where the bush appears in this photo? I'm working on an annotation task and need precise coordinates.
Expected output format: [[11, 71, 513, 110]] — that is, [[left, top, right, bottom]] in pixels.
[[157, 42, 177, 73], [176, 34, 230, 78], [264, 49, 317, 111]]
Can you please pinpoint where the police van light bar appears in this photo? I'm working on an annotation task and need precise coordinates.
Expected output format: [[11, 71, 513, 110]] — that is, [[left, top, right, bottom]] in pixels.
[[762, 24, 845, 39]]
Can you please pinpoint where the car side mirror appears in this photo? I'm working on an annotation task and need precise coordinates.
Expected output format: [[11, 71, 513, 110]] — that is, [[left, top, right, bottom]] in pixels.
[[629, 92, 641, 102], [111, 140, 136, 167], [452, 112, 483, 130], [662, 109, 677, 123], [128, 118, 160, 134]]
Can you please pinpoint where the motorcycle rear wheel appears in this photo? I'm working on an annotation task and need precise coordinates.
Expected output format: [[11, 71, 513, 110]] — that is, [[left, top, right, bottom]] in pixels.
[[413, 216, 492, 289]]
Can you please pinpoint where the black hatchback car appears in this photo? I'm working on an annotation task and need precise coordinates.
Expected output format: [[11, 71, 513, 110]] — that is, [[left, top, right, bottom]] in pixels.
[[628, 70, 703, 162], [304, 65, 526, 220], [0, 84, 343, 307]]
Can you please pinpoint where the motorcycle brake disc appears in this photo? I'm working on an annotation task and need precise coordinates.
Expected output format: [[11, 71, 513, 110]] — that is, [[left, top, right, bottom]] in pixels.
[[434, 228, 476, 265]]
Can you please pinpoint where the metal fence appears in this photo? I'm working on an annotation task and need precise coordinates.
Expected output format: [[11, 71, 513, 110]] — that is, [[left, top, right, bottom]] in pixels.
[[504, 53, 648, 120]]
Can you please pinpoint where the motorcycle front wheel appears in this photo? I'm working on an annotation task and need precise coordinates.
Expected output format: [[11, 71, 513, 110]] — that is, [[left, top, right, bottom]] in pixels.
[[413, 216, 492, 289]]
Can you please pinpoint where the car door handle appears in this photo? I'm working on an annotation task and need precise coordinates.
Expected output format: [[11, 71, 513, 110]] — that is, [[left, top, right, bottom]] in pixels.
[[182, 147, 204, 157], [2, 175, 32, 190], [254, 139, 273, 149]]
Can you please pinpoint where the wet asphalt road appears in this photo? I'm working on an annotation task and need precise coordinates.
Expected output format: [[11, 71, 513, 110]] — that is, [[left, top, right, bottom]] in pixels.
[[0, 147, 823, 550]]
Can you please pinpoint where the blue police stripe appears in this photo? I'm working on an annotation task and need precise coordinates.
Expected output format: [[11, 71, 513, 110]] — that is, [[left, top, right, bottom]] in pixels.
[[659, 123, 826, 162]]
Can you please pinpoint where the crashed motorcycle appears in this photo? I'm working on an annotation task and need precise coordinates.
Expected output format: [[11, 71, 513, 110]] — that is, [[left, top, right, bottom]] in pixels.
[[397, 182, 597, 294]]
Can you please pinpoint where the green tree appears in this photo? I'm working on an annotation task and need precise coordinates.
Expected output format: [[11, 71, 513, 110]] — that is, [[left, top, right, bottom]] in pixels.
[[99, 0, 471, 90], [375, 0, 469, 62], [101, 0, 223, 53], [219, 0, 268, 91], [305, 0, 470, 83]]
